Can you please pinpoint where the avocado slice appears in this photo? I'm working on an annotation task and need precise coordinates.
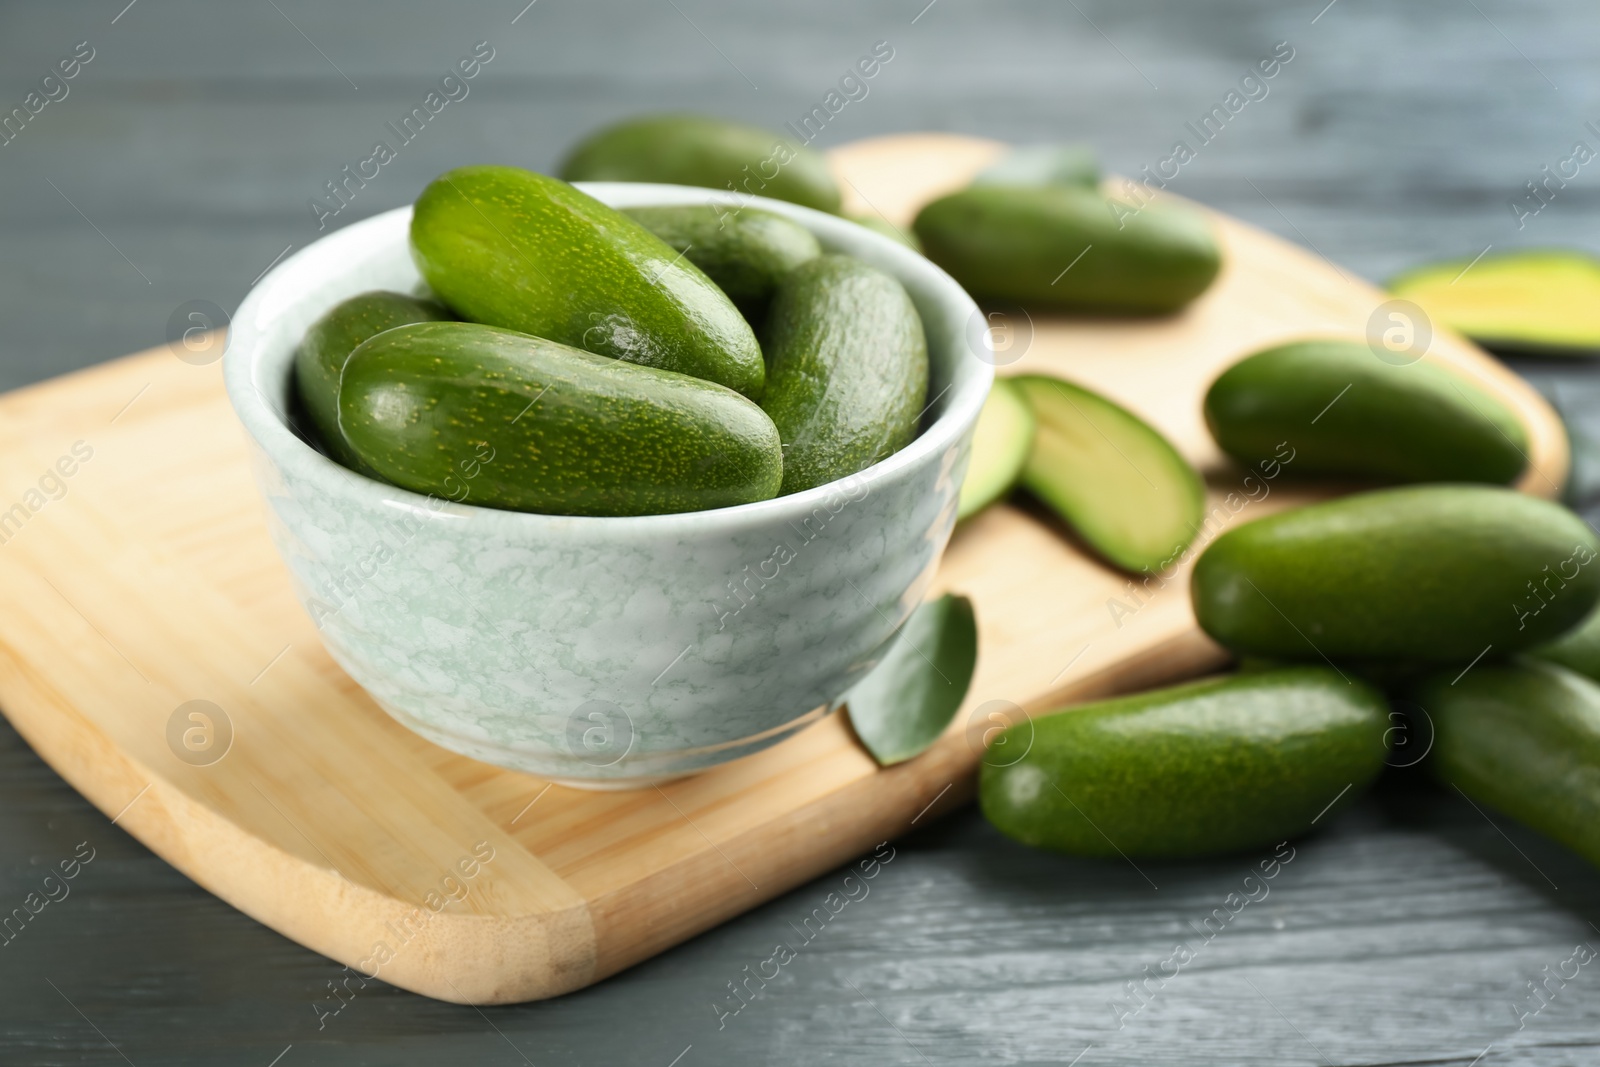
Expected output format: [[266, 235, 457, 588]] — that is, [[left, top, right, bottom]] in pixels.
[[1012, 375, 1204, 574], [1388, 248, 1600, 358], [956, 378, 1035, 522]]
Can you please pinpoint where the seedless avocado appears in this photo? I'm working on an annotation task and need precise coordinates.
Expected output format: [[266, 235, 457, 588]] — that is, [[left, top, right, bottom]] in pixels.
[[980, 668, 1389, 858], [1192, 485, 1600, 661], [1529, 603, 1600, 682], [295, 290, 452, 468], [1204, 339, 1528, 485], [409, 165, 764, 398], [1389, 249, 1600, 357], [913, 184, 1221, 314], [558, 113, 842, 214], [957, 378, 1035, 522], [972, 143, 1099, 189], [337, 322, 783, 516], [1418, 661, 1600, 868], [622, 205, 820, 308], [1012, 375, 1204, 573], [760, 255, 928, 494]]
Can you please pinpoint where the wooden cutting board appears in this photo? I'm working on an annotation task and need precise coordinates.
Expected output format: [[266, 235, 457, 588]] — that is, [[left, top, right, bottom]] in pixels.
[[0, 134, 1565, 1005]]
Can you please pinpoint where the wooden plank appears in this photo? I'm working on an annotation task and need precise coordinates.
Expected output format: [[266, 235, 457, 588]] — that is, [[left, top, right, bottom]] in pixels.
[[0, 133, 1568, 1004]]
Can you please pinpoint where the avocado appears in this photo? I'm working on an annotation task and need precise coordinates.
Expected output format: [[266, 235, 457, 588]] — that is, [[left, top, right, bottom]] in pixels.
[[1528, 603, 1600, 682], [337, 321, 783, 516], [558, 113, 841, 214], [622, 205, 820, 310], [295, 291, 452, 469], [1192, 485, 1600, 662], [1012, 374, 1204, 573], [972, 143, 1099, 189], [1388, 249, 1600, 358], [760, 255, 928, 494], [957, 378, 1035, 522], [1204, 339, 1528, 485], [409, 165, 764, 398], [912, 184, 1221, 314], [980, 667, 1389, 857], [1417, 660, 1600, 868]]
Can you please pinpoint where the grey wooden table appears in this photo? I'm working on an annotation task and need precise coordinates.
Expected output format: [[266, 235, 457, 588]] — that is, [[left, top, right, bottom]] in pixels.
[[4, 1, 1600, 1063]]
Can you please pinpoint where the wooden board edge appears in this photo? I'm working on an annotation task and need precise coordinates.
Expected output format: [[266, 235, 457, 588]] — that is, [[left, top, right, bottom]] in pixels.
[[0, 633, 601, 1005]]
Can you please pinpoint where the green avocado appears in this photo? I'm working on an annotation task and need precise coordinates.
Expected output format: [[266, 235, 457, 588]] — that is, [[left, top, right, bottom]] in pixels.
[[622, 205, 820, 310], [1192, 485, 1600, 662], [409, 165, 764, 398], [972, 143, 1099, 189], [912, 184, 1221, 314], [558, 113, 841, 214], [1418, 660, 1600, 868], [1204, 339, 1529, 485], [1388, 249, 1600, 358], [1012, 374, 1204, 573], [980, 667, 1389, 857], [337, 321, 783, 517], [1528, 603, 1600, 681], [295, 290, 452, 469], [956, 378, 1035, 522], [760, 255, 928, 494]]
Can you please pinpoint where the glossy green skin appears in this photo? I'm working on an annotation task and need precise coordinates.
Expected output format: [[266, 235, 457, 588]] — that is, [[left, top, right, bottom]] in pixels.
[[409, 166, 764, 398], [295, 291, 451, 468], [1192, 485, 1600, 662], [913, 185, 1220, 314], [760, 255, 929, 495], [1418, 661, 1600, 869], [1529, 604, 1600, 681], [622, 205, 820, 307], [558, 113, 841, 213], [1205, 340, 1528, 485], [338, 322, 783, 517], [972, 143, 1099, 189], [980, 668, 1389, 858]]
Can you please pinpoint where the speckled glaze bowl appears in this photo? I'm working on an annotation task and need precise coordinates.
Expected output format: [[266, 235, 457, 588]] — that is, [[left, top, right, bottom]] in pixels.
[[224, 182, 988, 786]]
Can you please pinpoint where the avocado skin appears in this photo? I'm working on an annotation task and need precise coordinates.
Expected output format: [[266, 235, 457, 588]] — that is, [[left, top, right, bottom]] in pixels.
[[622, 205, 820, 309], [409, 165, 764, 398], [338, 321, 783, 517], [972, 143, 1100, 190], [1528, 603, 1600, 682], [558, 113, 841, 214], [1192, 485, 1600, 662], [980, 667, 1389, 858], [1418, 660, 1600, 868], [1205, 340, 1528, 485], [760, 255, 929, 495], [912, 184, 1220, 314], [296, 290, 452, 468]]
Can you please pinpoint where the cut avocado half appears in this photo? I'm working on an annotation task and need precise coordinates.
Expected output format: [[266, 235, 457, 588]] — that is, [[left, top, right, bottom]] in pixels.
[[1388, 248, 1600, 357], [1012, 375, 1205, 573], [957, 378, 1036, 521]]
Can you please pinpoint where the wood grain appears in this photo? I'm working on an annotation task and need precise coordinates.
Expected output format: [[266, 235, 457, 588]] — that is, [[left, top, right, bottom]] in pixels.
[[0, 134, 1568, 1006]]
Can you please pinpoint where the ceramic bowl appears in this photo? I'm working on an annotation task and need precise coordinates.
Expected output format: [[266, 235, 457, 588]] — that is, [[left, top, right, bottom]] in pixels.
[[224, 182, 989, 786]]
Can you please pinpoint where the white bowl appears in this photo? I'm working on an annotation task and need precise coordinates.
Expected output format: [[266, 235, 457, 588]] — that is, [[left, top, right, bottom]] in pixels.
[[224, 182, 989, 786]]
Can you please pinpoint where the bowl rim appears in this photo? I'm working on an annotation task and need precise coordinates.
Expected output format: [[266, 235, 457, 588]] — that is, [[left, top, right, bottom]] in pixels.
[[223, 180, 991, 537]]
